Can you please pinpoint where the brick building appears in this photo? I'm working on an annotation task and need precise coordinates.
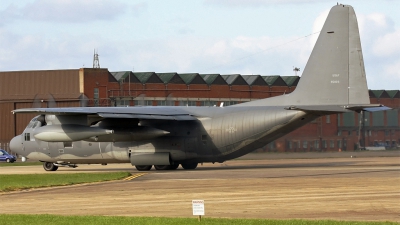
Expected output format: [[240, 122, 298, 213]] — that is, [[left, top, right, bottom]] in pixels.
[[0, 68, 399, 152]]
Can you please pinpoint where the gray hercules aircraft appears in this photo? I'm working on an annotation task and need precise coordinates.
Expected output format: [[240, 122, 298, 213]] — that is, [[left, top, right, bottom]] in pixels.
[[10, 4, 384, 171]]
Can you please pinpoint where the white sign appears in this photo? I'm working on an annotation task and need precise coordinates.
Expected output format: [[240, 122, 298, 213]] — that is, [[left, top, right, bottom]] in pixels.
[[192, 200, 205, 216]]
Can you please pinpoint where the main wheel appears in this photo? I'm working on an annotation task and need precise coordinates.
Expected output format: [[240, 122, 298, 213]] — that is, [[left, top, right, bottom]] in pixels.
[[154, 162, 179, 170], [181, 162, 198, 170], [135, 165, 152, 171], [154, 165, 171, 170], [43, 162, 58, 171]]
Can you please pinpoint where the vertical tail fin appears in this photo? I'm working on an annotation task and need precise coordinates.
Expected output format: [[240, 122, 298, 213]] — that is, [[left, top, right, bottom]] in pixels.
[[240, 4, 370, 107]]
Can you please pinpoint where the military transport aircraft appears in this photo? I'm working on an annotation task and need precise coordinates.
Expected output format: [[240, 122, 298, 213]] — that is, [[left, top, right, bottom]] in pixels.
[[10, 4, 385, 171]]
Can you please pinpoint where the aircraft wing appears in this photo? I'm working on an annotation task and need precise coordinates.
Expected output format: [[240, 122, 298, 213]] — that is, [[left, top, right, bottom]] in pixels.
[[12, 107, 198, 121]]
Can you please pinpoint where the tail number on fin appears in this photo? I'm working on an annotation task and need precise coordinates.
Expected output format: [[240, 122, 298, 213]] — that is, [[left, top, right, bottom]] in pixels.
[[331, 74, 340, 84]]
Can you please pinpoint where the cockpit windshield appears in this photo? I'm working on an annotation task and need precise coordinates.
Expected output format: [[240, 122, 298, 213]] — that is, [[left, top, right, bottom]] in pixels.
[[26, 115, 46, 129]]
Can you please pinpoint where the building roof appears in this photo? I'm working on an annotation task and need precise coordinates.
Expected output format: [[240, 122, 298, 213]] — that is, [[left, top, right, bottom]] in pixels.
[[262, 75, 286, 86], [221, 74, 248, 85], [134, 72, 162, 83], [243, 75, 268, 86], [281, 76, 300, 86], [200, 74, 227, 85], [178, 73, 206, 85], [157, 73, 185, 84], [111, 71, 130, 81]]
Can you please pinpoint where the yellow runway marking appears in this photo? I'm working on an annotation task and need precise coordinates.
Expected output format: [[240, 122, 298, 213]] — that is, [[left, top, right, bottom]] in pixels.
[[123, 173, 146, 181]]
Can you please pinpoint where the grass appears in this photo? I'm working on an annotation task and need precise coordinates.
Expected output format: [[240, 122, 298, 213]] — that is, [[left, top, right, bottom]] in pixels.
[[0, 215, 398, 225], [0, 172, 130, 191], [0, 161, 42, 167]]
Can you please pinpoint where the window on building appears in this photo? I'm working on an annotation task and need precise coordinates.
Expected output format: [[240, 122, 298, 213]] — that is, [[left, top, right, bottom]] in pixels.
[[338, 130, 342, 136], [287, 141, 292, 149], [337, 140, 342, 149], [315, 140, 320, 149], [309, 141, 314, 148], [326, 115, 330, 123], [387, 109, 399, 127], [94, 88, 99, 107], [330, 140, 335, 148], [322, 140, 327, 149], [230, 101, 238, 106], [189, 101, 197, 106], [145, 100, 153, 106], [372, 111, 384, 127], [117, 99, 130, 106], [303, 141, 308, 149], [157, 100, 167, 106], [203, 101, 216, 106], [385, 130, 389, 136], [343, 112, 355, 127], [348, 130, 352, 136]]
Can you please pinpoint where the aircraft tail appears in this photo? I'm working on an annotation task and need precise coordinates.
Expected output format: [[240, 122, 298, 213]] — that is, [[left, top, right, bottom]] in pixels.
[[239, 4, 371, 108]]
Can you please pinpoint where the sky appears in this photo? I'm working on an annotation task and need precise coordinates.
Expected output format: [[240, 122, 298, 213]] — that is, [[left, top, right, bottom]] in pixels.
[[0, 0, 399, 90]]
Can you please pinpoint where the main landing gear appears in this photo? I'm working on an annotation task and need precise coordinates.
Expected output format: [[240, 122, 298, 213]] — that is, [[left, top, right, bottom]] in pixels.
[[43, 162, 59, 171], [135, 162, 198, 171]]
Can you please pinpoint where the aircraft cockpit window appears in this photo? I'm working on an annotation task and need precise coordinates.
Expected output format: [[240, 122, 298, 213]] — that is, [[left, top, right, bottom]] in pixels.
[[32, 121, 42, 129]]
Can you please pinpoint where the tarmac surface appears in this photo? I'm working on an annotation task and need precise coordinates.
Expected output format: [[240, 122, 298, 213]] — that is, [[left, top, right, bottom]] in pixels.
[[1, 152, 399, 221]]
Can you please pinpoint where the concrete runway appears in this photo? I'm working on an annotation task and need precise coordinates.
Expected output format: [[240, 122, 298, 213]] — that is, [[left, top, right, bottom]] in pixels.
[[1, 156, 399, 221]]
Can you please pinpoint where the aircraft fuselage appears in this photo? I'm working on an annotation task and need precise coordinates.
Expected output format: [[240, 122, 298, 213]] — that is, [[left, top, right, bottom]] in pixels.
[[10, 106, 315, 166]]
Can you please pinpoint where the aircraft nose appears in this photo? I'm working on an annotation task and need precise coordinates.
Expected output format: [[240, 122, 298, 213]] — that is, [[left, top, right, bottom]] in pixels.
[[10, 135, 23, 155]]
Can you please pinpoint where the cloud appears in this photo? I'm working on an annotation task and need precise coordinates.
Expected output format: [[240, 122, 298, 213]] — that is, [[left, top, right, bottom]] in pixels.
[[204, 0, 320, 7], [372, 29, 400, 57], [354, 12, 400, 89], [0, 0, 137, 23]]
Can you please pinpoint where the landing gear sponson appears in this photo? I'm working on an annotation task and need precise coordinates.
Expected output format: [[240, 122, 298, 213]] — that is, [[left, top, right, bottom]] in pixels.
[[42, 162, 198, 171], [135, 162, 198, 171]]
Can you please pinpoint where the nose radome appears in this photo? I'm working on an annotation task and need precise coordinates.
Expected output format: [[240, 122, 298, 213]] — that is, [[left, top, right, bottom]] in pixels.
[[10, 135, 23, 155]]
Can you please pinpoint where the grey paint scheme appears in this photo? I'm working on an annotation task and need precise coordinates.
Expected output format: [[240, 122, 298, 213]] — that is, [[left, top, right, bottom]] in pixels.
[[9, 5, 380, 168]]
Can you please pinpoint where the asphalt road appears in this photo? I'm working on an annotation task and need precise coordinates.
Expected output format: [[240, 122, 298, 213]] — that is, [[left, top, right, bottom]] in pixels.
[[1, 156, 399, 221]]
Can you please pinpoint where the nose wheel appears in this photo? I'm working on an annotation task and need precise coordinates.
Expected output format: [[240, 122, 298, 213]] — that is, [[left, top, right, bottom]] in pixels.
[[43, 162, 58, 171]]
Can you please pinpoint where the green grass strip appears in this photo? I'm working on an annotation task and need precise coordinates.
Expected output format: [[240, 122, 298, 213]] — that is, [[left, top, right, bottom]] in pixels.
[[0, 172, 130, 192], [0, 215, 398, 225], [0, 162, 42, 167]]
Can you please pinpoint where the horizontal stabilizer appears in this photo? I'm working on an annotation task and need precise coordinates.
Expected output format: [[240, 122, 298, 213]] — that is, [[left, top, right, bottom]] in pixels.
[[286, 104, 390, 113]]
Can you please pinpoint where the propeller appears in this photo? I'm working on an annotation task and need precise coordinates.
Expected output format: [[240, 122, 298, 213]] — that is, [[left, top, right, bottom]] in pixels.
[[47, 93, 57, 108], [32, 94, 42, 108], [79, 94, 89, 107], [166, 93, 174, 106], [137, 94, 146, 106]]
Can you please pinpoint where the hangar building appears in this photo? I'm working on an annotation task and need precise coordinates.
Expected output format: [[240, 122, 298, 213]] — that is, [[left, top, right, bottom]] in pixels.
[[0, 68, 399, 153]]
